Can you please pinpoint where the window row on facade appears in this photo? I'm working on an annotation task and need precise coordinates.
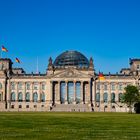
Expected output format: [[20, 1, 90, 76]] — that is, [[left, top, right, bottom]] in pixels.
[[0, 92, 123, 103], [96, 83, 131, 91], [0, 82, 132, 91], [11, 92, 46, 102], [11, 104, 45, 109], [96, 92, 123, 103], [10, 82, 46, 90]]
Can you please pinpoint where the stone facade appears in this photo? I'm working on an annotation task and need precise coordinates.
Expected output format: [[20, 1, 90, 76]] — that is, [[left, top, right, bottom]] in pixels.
[[0, 51, 140, 112]]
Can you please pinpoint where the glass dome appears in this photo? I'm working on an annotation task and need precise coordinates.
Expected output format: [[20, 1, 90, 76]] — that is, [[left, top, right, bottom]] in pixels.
[[53, 51, 89, 67]]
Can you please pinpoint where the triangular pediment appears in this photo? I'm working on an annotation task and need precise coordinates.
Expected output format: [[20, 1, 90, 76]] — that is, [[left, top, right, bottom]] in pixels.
[[51, 68, 92, 78]]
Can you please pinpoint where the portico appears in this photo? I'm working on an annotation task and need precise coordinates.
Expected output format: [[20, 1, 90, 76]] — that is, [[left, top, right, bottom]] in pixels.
[[51, 80, 92, 105]]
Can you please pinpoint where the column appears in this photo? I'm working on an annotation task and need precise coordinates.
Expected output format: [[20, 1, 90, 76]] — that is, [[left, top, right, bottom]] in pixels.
[[23, 82, 26, 102], [108, 82, 112, 111], [56, 81, 60, 104], [65, 81, 68, 104], [58, 82, 60, 102], [7, 80, 10, 109], [85, 81, 90, 104], [100, 83, 103, 103], [108, 83, 111, 103], [16, 82, 18, 102], [2, 81, 5, 101], [88, 81, 91, 103], [38, 82, 41, 103], [116, 83, 119, 103], [80, 81, 83, 104], [92, 80, 96, 106], [31, 82, 33, 102], [50, 81, 53, 104], [73, 81, 76, 104], [99, 82, 103, 111]]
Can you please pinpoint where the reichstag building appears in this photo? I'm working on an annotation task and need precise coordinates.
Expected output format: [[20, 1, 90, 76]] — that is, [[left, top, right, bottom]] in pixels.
[[0, 50, 139, 112]]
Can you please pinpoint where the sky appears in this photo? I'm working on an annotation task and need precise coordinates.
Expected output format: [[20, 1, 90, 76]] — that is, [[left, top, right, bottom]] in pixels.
[[0, 0, 140, 74]]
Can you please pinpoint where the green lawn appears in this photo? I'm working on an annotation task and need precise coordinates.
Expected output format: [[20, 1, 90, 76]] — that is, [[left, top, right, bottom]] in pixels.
[[0, 112, 140, 140]]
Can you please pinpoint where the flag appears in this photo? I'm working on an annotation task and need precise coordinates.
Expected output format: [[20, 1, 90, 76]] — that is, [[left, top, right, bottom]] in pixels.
[[15, 58, 20, 63], [2, 45, 8, 52], [99, 73, 105, 80]]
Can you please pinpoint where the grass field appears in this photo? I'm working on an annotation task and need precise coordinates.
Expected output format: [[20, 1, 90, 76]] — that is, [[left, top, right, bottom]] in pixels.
[[0, 112, 140, 140]]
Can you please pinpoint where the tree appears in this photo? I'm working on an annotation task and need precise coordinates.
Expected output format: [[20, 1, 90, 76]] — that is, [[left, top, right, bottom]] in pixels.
[[121, 85, 140, 113]]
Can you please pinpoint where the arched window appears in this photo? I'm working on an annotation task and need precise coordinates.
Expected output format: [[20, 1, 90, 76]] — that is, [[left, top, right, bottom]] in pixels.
[[11, 92, 16, 102], [41, 92, 45, 102], [11, 82, 15, 90], [25, 92, 30, 102], [103, 92, 108, 103], [33, 92, 38, 102], [118, 93, 123, 102], [0, 83, 2, 89], [18, 92, 23, 102], [96, 93, 100, 102], [111, 93, 115, 103]]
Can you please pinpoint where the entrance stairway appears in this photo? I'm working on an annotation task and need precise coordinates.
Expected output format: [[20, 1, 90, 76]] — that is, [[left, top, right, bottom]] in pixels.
[[51, 104, 92, 112]]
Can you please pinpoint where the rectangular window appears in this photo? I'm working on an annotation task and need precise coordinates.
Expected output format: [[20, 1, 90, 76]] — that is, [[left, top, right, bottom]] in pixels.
[[11, 82, 15, 90], [42, 83, 45, 90], [118, 84, 123, 90], [111, 84, 115, 91], [26, 105, 29, 108], [34, 105, 37, 108], [104, 85, 107, 90], [18, 82, 22, 90], [11, 105, 14, 109], [19, 105, 22, 108], [26, 83, 30, 90], [137, 65, 140, 70], [34, 82, 38, 90], [97, 83, 100, 90]]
